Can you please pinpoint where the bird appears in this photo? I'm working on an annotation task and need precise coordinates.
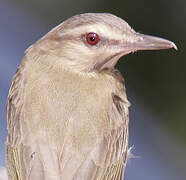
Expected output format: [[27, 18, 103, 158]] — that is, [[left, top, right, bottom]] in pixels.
[[6, 13, 177, 180]]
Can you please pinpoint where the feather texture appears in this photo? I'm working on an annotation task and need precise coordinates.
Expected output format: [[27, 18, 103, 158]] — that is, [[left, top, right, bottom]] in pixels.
[[6, 53, 130, 179], [6, 12, 176, 180]]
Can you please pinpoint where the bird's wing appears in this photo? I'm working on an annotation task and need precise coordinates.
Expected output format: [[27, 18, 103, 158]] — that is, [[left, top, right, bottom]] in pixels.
[[6, 59, 27, 179], [75, 97, 129, 180], [56, 69, 130, 180], [6, 60, 130, 180], [93, 93, 129, 180], [55, 93, 129, 180], [6, 58, 47, 180], [74, 83, 130, 179]]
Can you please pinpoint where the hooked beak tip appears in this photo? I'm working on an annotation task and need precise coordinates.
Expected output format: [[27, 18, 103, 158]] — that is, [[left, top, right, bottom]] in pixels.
[[171, 41, 178, 51]]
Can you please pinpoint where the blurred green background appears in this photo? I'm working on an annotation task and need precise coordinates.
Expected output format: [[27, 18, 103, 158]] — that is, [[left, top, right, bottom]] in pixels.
[[0, 0, 185, 179]]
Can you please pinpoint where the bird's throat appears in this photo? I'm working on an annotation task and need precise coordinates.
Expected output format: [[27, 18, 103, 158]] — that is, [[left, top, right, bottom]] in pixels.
[[93, 52, 122, 72]]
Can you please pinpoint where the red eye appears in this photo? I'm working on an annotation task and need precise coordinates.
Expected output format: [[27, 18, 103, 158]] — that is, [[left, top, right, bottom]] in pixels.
[[86, 32, 99, 45]]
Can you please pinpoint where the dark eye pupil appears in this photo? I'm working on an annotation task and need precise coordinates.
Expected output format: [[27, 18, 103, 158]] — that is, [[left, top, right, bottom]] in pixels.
[[89, 36, 95, 41], [86, 32, 99, 45]]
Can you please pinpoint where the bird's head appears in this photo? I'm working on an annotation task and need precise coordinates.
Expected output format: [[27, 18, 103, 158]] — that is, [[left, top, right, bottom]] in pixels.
[[35, 13, 177, 72]]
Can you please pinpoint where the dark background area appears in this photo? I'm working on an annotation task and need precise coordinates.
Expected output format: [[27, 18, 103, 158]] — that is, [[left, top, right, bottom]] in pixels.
[[0, 0, 185, 179]]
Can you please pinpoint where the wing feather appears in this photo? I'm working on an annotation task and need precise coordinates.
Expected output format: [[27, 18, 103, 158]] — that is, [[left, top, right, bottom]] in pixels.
[[6, 60, 26, 179], [6, 60, 130, 180]]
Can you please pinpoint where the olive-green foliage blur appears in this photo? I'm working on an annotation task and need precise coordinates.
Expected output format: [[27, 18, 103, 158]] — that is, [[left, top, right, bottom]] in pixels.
[[17, 0, 186, 147]]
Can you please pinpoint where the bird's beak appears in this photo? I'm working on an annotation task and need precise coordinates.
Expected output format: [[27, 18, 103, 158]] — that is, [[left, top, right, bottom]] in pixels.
[[125, 33, 177, 52]]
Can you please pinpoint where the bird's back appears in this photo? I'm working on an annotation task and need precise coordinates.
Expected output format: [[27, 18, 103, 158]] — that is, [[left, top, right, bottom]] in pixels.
[[6, 52, 130, 180]]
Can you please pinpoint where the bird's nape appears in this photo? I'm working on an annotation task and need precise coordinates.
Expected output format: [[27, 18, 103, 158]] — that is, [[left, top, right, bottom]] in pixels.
[[6, 13, 177, 180]]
